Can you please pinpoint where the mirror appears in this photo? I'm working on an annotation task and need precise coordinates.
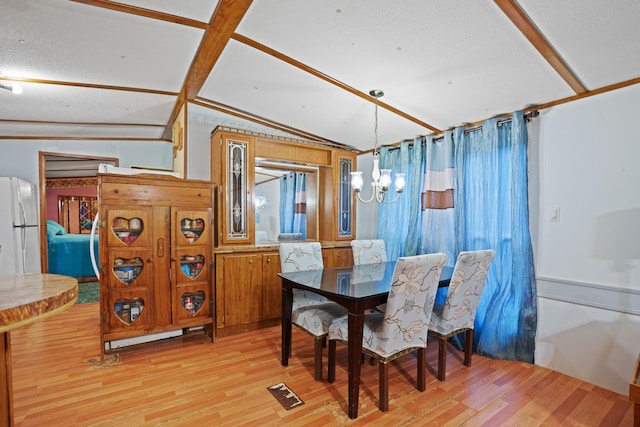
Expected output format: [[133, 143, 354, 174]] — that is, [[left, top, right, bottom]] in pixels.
[[254, 159, 318, 243]]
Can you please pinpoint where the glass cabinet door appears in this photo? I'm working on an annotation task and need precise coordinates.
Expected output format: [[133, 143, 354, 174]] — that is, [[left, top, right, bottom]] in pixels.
[[220, 136, 255, 245], [337, 154, 356, 239]]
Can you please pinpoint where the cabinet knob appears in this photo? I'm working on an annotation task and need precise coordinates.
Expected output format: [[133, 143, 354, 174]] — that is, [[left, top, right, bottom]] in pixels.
[[114, 189, 119, 193], [266, 258, 270, 263], [147, 258, 153, 263], [170, 257, 176, 262]]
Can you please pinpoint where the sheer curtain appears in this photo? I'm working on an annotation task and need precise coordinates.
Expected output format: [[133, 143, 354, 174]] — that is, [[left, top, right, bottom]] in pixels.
[[453, 112, 537, 362], [377, 139, 424, 260], [419, 131, 456, 268], [279, 172, 307, 239], [377, 111, 537, 363]]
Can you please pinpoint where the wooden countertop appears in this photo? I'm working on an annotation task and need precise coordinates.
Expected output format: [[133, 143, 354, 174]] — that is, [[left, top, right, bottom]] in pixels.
[[0, 274, 78, 334], [214, 241, 352, 254]]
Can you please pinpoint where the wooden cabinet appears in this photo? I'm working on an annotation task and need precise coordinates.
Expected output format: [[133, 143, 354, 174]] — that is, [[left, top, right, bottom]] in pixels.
[[323, 246, 354, 268], [211, 126, 356, 246], [215, 251, 281, 336], [211, 127, 358, 337], [98, 174, 214, 354]]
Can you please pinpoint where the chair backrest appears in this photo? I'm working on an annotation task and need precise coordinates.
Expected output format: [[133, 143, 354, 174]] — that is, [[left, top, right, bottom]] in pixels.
[[279, 242, 324, 272], [351, 239, 387, 265], [376, 253, 447, 354], [440, 249, 496, 330]]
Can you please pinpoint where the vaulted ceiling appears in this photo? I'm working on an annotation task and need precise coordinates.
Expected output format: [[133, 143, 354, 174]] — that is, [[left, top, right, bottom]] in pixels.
[[1, 0, 639, 152]]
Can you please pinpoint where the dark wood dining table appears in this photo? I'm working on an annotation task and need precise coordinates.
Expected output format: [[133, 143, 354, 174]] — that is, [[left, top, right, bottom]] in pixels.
[[279, 261, 452, 419]]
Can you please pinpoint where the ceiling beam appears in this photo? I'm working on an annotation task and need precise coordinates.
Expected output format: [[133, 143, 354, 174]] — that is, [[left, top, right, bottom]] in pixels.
[[494, 0, 587, 94], [162, 0, 254, 139], [232, 33, 442, 134]]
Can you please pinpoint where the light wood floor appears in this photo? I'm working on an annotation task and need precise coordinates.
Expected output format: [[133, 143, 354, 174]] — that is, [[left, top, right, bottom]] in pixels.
[[9, 302, 634, 426]]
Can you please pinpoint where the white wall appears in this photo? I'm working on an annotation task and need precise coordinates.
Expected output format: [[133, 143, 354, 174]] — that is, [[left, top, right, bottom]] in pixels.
[[354, 152, 378, 239], [0, 139, 172, 187], [532, 83, 640, 395]]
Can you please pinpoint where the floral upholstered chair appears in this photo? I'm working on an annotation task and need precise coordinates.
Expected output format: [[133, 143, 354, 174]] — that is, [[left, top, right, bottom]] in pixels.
[[351, 239, 388, 313], [428, 249, 496, 381], [327, 253, 447, 411], [351, 239, 387, 265], [279, 242, 347, 381]]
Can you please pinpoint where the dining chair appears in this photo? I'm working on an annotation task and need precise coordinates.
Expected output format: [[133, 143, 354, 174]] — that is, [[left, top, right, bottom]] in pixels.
[[327, 253, 447, 412], [428, 249, 496, 381], [351, 239, 387, 265], [279, 242, 347, 381]]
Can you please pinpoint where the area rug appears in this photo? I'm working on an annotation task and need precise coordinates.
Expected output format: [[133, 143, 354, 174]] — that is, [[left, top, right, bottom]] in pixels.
[[77, 281, 100, 304], [267, 383, 304, 410]]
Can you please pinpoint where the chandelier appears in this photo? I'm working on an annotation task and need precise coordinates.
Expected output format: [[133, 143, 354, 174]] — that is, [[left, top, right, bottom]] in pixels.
[[350, 90, 405, 204]]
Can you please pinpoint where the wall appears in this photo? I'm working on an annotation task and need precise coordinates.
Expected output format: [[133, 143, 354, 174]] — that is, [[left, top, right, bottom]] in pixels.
[[532, 83, 640, 395], [0, 139, 173, 189]]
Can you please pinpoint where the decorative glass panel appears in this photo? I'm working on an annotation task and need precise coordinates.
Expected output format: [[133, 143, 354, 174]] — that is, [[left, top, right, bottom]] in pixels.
[[180, 254, 205, 279], [181, 290, 205, 316], [113, 257, 143, 285], [338, 157, 352, 236], [227, 141, 247, 239], [180, 218, 205, 243], [114, 298, 144, 324], [112, 216, 143, 245]]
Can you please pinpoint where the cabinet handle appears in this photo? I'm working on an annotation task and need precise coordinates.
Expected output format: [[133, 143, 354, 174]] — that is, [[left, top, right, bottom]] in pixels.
[[157, 238, 165, 257]]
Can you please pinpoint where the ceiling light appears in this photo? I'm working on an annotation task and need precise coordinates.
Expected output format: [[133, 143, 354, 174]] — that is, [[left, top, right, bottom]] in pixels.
[[350, 90, 405, 204]]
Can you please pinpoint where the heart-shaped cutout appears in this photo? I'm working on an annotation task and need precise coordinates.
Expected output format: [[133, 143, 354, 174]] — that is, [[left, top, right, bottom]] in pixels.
[[112, 216, 143, 245], [114, 298, 144, 324], [180, 218, 205, 243], [113, 257, 143, 285], [180, 255, 205, 279], [181, 291, 205, 316]]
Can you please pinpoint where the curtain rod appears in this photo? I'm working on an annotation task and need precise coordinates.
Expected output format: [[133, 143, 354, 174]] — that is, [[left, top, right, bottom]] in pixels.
[[394, 110, 539, 146]]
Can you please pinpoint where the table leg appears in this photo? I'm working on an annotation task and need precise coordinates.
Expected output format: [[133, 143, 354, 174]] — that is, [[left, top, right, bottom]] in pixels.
[[281, 282, 293, 366], [347, 311, 364, 419], [2, 331, 14, 427]]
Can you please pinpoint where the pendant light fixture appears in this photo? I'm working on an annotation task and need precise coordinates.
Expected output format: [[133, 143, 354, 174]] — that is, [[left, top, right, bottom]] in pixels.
[[350, 90, 405, 204]]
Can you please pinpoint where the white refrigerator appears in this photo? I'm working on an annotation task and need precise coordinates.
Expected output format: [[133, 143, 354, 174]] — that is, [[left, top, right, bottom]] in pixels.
[[0, 177, 41, 274]]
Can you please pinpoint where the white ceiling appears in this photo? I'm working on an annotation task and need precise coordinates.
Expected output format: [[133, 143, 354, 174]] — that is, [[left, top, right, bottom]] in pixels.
[[1, 0, 639, 152]]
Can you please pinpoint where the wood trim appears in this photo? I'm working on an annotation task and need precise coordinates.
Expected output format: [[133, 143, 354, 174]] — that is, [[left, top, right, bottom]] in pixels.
[[70, 0, 209, 29], [232, 33, 442, 134], [494, 0, 587, 94], [0, 76, 177, 96]]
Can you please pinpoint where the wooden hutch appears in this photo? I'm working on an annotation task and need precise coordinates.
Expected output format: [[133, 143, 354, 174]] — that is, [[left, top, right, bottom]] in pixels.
[[211, 127, 358, 337], [98, 173, 215, 356]]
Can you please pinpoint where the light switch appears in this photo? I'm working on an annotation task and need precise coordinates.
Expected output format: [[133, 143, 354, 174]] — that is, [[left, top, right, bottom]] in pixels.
[[551, 207, 560, 222]]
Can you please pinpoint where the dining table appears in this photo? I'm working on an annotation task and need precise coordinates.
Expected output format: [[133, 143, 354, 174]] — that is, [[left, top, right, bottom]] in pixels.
[[279, 260, 452, 419]]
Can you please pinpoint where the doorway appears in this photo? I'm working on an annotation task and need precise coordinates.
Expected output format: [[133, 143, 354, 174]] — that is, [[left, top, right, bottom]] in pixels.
[[38, 151, 118, 274]]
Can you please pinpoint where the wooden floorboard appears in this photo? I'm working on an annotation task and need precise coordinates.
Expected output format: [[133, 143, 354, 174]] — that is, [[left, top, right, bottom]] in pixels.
[[8, 302, 634, 426]]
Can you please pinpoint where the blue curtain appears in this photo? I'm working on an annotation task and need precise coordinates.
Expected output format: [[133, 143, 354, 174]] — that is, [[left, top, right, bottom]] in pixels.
[[453, 112, 537, 362], [377, 139, 424, 260], [377, 111, 537, 363], [279, 172, 307, 239]]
